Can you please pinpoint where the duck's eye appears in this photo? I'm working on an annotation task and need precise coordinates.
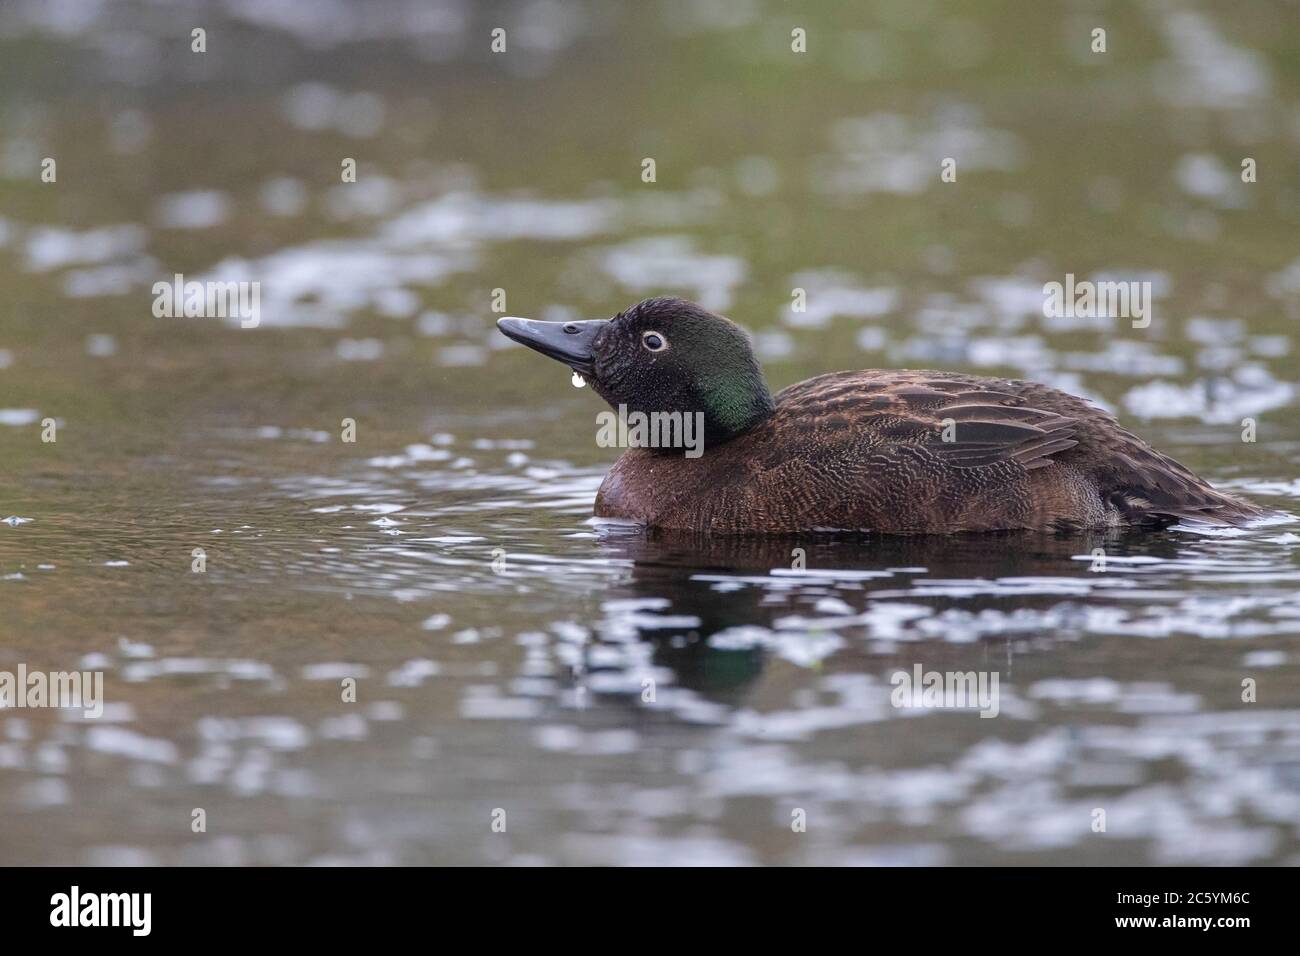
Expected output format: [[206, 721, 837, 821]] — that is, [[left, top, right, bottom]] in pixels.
[[641, 331, 667, 352]]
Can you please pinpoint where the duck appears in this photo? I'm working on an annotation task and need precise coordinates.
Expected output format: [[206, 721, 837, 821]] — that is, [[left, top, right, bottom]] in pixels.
[[497, 296, 1262, 535]]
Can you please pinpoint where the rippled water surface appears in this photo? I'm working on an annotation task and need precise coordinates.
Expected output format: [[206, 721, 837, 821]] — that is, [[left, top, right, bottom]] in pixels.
[[2, 0, 1299, 865]]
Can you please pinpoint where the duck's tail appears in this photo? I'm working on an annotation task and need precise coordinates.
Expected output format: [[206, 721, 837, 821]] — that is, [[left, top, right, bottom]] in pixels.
[[1088, 420, 1265, 527], [1106, 478, 1265, 528]]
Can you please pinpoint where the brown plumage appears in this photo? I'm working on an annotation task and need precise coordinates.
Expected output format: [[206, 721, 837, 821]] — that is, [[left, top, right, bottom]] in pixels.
[[499, 297, 1262, 535], [595, 368, 1260, 533]]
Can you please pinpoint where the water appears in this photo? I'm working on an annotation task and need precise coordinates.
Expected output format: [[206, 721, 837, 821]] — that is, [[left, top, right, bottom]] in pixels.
[[1, 0, 1299, 865]]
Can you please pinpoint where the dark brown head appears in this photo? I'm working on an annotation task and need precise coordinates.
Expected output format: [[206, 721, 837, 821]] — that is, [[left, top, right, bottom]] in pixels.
[[497, 296, 775, 447]]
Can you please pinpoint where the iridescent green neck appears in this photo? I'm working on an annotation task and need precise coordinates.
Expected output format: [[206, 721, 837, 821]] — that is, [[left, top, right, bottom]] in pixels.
[[703, 369, 775, 445]]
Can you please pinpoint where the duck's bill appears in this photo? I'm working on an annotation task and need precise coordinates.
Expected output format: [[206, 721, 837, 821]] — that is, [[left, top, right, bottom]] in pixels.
[[496, 317, 604, 376]]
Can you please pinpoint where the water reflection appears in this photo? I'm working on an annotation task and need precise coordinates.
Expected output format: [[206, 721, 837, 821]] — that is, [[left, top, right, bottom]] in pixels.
[[589, 526, 1217, 700]]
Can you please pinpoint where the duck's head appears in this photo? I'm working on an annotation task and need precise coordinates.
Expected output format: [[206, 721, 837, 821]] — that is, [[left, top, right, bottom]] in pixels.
[[497, 296, 775, 447]]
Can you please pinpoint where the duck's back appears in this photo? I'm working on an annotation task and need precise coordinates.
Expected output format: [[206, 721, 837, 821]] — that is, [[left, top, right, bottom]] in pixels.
[[594, 369, 1261, 534]]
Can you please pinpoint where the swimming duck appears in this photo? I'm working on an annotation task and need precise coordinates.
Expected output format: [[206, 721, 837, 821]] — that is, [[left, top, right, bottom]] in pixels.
[[498, 296, 1261, 534]]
